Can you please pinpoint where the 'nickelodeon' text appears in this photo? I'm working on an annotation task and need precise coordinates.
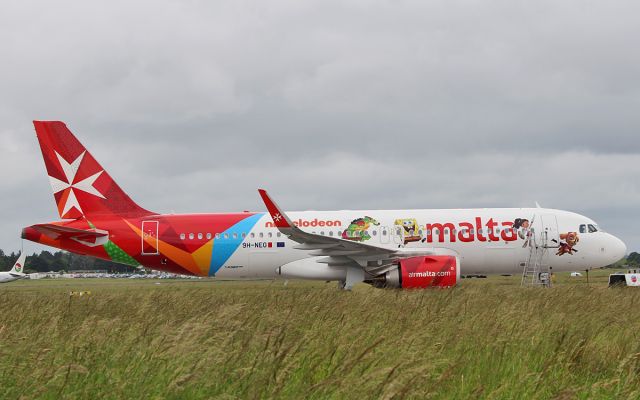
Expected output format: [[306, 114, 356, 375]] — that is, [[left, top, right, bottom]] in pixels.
[[265, 218, 342, 228]]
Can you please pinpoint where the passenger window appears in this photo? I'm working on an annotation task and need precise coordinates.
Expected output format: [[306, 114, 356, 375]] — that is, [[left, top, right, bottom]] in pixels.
[[277, 232, 281, 237], [180, 233, 186, 240], [224, 233, 229, 239], [189, 233, 194, 240], [382, 230, 387, 236], [197, 233, 203, 240], [579, 224, 587, 233], [329, 231, 334, 237], [250, 232, 255, 238], [372, 230, 377, 236], [215, 233, 220, 239], [242, 233, 246, 238], [206, 233, 212, 240], [588, 224, 598, 233], [268, 232, 273, 238], [259, 232, 264, 238]]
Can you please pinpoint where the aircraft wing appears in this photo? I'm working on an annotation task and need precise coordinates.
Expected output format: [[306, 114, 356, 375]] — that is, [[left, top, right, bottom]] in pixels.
[[258, 189, 433, 276], [30, 223, 109, 246]]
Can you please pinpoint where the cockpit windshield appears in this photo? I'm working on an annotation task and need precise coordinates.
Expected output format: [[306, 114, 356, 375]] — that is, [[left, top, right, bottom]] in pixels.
[[580, 224, 600, 233]]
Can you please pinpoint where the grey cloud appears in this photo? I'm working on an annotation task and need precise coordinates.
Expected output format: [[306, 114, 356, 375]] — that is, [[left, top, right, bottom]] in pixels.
[[1, 0, 639, 253]]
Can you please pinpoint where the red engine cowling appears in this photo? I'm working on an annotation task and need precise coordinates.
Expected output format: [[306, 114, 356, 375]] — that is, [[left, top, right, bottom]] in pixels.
[[379, 256, 459, 288]]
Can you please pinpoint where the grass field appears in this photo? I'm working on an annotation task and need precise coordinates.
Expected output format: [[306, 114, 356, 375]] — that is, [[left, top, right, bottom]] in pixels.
[[1, 271, 640, 399]]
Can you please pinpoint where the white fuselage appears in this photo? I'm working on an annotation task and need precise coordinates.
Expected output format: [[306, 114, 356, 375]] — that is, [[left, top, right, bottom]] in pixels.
[[0, 272, 24, 284], [210, 207, 626, 279]]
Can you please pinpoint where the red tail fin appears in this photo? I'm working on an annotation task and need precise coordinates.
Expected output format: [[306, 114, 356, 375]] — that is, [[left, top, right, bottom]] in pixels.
[[33, 121, 153, 219]]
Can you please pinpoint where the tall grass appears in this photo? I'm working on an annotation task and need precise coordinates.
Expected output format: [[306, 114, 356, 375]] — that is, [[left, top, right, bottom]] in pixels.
[[1, 276, 640, 399]]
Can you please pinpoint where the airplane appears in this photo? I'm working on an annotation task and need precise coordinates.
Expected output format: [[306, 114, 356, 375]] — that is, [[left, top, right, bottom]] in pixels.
[[0, 252, 27, 284], [22, 121, 627, 289]]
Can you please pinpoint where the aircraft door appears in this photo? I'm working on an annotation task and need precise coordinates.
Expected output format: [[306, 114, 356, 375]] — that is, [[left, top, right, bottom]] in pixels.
[[539, 215, 560, 248], [141, 221, 159, 255]]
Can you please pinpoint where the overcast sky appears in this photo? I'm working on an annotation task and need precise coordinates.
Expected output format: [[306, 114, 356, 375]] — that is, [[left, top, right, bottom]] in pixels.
[[1, 0, 639, 255]]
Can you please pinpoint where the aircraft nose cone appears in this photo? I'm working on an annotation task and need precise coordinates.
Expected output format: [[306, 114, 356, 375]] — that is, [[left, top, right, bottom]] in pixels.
[[610, 235, 627, 264], [605, 234, 627, 264]]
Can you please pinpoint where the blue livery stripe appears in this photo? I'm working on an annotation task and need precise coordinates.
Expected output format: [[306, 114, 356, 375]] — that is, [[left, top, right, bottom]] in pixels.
[[209, 213, 264, 276]]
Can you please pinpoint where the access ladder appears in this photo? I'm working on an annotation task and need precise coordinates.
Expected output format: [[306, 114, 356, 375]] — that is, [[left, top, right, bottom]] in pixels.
[[521, 227, 555, 287]]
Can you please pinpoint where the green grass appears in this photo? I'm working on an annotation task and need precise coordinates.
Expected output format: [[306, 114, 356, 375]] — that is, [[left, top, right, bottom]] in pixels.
[[1, 272, 640, 399]]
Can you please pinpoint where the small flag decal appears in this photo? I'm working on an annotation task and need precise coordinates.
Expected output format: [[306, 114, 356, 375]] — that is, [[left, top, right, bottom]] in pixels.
[[277, 242, 285, 248]]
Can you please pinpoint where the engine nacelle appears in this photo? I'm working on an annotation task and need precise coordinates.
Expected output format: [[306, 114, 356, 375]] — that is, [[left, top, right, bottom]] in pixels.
[[374, 256, 460, 288]]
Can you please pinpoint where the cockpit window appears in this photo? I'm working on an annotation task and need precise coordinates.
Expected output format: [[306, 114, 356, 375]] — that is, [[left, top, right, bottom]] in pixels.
[[579, 224, 587, 234], [588, 224, 598, 233]]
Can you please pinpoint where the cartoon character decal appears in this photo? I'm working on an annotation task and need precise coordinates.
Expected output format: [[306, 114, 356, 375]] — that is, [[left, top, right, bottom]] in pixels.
[[394, 218, 424, 245], [556, 232, 579, 256], [513, 218, 530, 239], [342, 216, 380, 242], [513, 218, 533, 247]]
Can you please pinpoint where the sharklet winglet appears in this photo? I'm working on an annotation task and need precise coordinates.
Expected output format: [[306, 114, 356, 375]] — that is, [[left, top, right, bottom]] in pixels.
[[258, 189, 295, 230]]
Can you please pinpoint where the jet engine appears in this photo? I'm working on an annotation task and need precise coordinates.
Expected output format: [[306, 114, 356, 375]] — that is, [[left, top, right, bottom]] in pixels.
[[368, 255, 459, 288]]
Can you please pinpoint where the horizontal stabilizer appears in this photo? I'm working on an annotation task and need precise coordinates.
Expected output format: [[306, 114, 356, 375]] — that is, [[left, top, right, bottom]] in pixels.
[[30, 224, 108, 247]]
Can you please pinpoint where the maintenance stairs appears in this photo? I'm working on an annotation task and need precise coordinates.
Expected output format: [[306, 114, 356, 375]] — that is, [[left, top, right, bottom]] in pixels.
[[521, 227, 557, 287]]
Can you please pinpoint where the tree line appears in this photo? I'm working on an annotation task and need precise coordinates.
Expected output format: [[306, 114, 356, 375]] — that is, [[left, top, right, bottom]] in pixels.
[[0, 249, 138, 273]]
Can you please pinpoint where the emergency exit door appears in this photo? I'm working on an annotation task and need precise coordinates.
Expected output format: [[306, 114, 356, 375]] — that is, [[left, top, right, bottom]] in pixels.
[[141, 221, 159, 255]]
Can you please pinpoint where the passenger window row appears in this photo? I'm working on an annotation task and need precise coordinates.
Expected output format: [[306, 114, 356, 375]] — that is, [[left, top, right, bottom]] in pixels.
[[179, 232, 283, 241], [177, 227, 518, 241]]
